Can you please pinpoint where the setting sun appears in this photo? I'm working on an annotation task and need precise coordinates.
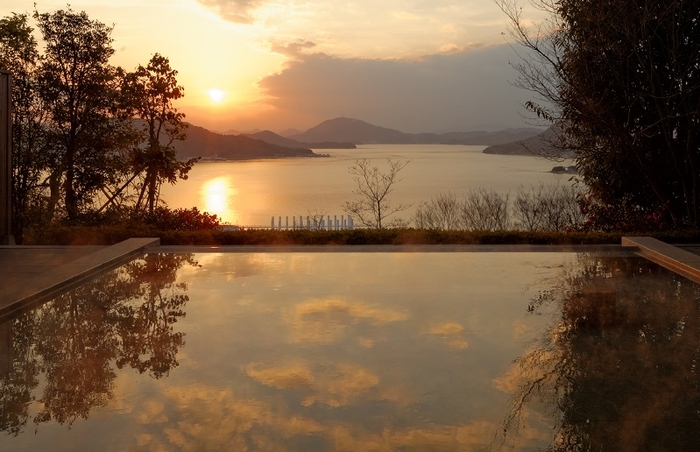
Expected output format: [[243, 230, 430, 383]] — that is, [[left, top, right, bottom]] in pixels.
[[207, 88, 225, 103]]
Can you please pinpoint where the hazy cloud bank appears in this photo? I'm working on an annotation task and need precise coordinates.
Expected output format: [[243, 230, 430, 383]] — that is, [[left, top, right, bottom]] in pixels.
[[256, 44, 538, 132]]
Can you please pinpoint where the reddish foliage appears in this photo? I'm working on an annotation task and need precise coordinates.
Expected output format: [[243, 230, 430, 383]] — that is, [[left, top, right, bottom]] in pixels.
[[138, 207, 221, 231]]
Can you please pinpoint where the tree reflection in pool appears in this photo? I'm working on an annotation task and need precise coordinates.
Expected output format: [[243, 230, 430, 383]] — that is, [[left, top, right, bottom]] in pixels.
[[0, 253, 196, 435], [0, 251, 698, 451], [500, 252, 700, 452]]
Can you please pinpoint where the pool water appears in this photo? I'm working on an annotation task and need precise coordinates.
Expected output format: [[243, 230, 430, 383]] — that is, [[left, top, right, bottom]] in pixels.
[[1, 250, 699, 451]]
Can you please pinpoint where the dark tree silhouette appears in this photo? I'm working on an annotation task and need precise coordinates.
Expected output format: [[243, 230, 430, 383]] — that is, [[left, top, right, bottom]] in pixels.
[[500, 253, 700, 451], [120, 54, 195, 215], [1, 9, 199, 229], [34, 7, 128, 221], [0, 14, 48, 243], [497, 0, 700, 229]]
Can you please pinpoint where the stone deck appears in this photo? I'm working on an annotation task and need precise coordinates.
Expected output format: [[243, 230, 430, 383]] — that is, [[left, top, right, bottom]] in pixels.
[[0, 238, 159, 319], [622, 236, 700, 284]]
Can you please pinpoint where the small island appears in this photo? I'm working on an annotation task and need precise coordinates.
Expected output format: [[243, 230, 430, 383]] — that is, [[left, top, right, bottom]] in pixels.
[[551, 165, 578, 174]]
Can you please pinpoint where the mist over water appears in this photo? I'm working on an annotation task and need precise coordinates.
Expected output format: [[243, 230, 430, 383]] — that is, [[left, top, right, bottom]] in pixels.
[[160, 144, 575, 226]]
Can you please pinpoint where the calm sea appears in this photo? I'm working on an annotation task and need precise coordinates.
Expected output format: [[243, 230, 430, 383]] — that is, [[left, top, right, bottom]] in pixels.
[[160, 144, 575, 227]]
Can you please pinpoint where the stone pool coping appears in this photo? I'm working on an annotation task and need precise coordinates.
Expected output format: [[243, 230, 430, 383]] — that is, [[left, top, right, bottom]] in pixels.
[[622, 236, 700, 284], [0, 238, 159, 320], [156, 244, 626, 253]]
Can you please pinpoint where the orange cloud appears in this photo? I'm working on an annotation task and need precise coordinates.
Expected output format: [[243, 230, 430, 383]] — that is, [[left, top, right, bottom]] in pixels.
[[149, 385, 323, 450], [245, 362, 315, 389], [325, 420, 498, 451], [127, 382, 546, 451], [289, 298, 409, 344], [301, 364, 379, 408], [425, 321, 470, 349], [492, 348, 558, 394], [245, 361, 414, 409], [270, 39, 317, 58], [197, 0, 264, 23]]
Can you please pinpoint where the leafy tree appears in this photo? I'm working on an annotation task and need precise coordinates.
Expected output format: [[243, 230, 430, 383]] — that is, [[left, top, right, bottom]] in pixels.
[[343, 158, 411, 229], [34, 7, 127, 221], [497, 0, 700, 229], [0, 13, 47, 243], [120, 54, 194, 214]]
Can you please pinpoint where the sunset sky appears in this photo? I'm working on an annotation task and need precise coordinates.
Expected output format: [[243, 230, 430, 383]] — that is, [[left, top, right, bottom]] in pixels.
[[4, 1, 548, 133]]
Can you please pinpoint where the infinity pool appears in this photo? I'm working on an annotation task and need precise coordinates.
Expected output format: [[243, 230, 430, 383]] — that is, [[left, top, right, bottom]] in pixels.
[[1, 250, 699, 451]]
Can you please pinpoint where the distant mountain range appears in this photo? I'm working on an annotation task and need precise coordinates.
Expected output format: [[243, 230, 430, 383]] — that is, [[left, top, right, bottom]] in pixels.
[[287, 117, 542, 145], [170, 117, 548, 161]]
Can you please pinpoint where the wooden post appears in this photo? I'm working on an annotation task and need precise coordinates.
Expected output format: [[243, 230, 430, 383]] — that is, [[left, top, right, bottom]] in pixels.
[[0, 320, 12, 375], [0, 70, 12, 245]]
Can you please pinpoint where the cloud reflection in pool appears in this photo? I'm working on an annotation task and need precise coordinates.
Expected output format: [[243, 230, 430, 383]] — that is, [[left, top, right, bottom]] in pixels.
[[3, 250, 698, 451]]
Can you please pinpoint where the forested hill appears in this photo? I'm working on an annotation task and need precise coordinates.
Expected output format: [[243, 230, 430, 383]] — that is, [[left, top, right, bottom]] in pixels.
[[172, 124, 321, 160], [243, 130, 356, 149], [482, 125, 574, 158]]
